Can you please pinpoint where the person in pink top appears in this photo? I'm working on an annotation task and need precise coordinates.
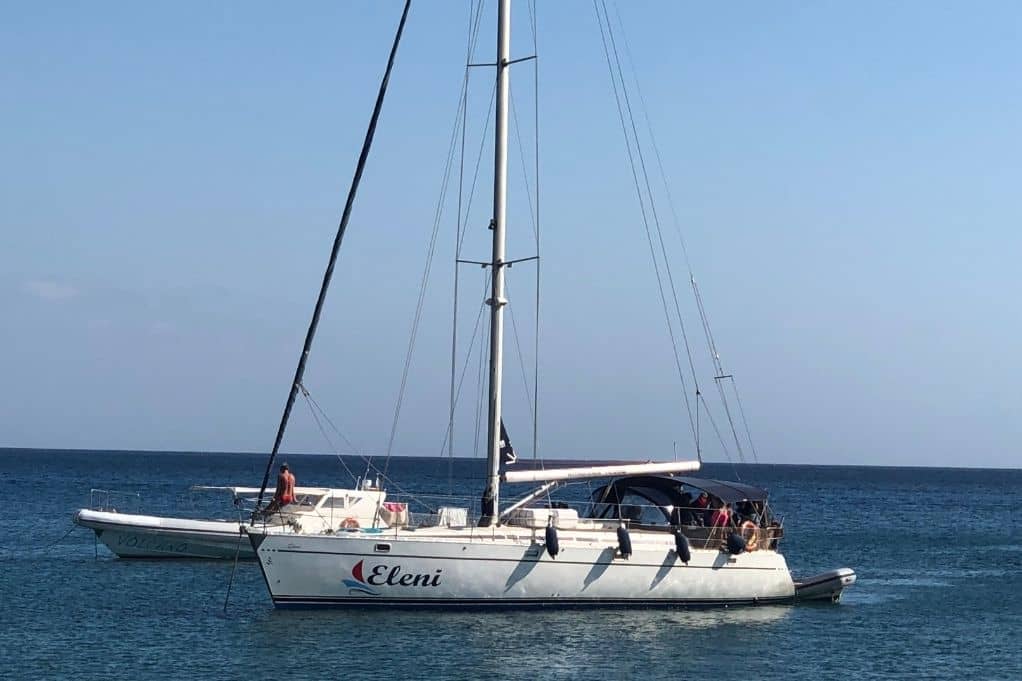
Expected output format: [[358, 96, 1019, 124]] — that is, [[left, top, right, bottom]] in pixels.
[[710, 502, 732, 528]]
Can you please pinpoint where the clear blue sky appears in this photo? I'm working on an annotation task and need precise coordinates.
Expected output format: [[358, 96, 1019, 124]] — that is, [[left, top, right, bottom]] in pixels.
[[2, 1, 1019, 468]]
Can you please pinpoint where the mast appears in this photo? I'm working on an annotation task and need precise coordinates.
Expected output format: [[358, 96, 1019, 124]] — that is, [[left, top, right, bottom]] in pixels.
[[480, 0, 511, 527], [253, 0, 412, 511]]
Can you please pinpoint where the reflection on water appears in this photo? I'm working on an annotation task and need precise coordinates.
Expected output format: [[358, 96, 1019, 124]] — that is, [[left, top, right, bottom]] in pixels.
[[252, 604, 793, 680], [618, 605, 791, 631], [261, 603, 791, 635]]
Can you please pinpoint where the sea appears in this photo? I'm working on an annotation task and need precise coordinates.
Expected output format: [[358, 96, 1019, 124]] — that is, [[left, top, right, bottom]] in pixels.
[[1, 449, 1019, 680]]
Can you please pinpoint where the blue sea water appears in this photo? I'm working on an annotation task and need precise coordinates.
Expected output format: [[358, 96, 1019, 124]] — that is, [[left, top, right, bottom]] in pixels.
[[0, 449, 1019, 680]]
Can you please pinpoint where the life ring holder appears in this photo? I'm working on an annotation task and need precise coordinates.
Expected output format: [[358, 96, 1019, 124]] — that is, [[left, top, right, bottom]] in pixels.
[[740, 520, 759, 551], [339, 517, 361, 531]]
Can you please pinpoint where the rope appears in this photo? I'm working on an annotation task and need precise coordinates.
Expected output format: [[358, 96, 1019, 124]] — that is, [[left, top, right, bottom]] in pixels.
[[1, 522, 80, 555], [222, 528, 244, 613]]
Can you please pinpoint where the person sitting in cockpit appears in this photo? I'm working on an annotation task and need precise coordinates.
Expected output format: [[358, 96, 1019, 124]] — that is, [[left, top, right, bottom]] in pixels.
[[694, 492, 713, 525], [671, 492, 696, 526]]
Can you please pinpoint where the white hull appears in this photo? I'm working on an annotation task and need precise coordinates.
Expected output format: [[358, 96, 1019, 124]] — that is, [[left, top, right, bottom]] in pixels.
[[75, 510, 250, 559], [248, 526, 798, 608], [75, 485, 391, 559], [794, 568, 857, 602]]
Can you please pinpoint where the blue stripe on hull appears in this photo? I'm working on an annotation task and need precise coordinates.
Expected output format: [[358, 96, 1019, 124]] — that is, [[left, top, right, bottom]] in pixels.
[[270, 595, 795, 610]]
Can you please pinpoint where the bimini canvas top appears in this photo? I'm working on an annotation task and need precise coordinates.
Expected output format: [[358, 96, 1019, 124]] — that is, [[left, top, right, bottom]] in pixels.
[[588, 475, 769, 507]]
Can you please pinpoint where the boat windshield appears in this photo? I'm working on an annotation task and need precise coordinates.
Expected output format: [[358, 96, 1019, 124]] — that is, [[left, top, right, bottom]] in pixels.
[[588, 484, 676, 524], [291, 492, 325, 508]]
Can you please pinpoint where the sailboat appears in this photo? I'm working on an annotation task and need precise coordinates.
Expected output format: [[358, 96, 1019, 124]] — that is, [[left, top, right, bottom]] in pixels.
[[246, 0, 855, 607]]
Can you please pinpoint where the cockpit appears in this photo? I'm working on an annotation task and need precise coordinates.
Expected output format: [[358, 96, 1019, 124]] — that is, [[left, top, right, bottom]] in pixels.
[[584, 475, 776, 533]]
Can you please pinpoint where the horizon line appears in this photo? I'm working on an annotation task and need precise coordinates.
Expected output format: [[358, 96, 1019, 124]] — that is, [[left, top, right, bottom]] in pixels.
[[0, 446, 1019, 472]]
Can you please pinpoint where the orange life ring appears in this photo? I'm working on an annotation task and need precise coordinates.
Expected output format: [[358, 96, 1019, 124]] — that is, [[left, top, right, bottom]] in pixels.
[[740, 520, 759, 551], [339, 517, 360, 530]]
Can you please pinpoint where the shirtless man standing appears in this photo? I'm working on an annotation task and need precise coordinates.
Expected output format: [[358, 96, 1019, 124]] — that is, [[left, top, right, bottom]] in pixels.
[[267, 463, 296, 512]]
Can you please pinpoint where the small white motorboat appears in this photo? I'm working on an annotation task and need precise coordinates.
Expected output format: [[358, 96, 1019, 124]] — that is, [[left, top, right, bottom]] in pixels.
[[75, 483, 401, 559]]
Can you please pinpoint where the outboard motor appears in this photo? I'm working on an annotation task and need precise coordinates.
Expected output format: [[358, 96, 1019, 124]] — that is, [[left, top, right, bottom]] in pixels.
[[673, 529, 691, 564], [617, 525, 632, 560], [544, 523, 560, 558], [726, 531, 747, 555]]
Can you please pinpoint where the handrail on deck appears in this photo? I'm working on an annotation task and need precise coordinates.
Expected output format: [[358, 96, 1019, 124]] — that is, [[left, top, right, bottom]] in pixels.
[[89, 488, 142, 513]]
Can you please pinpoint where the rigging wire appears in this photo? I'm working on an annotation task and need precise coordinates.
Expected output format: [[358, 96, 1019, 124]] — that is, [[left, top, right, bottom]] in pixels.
[[299, 387, 359, 484], [504, 280, 535, 426], [473, 301, 488, 460], [449, 0, 486, 495], [731, 379, 761, 465], [593, 0, 700, 457], [510, 93, 538, 243], [613, 3, 760, 465], [457, 82, 498, 252], [602, 1, 707, 456], [506, 37, 542, 454], [496, 0, 543, 472], [382, 8, 488, 481], [601, 0, 709, 461], [698, 393, 739, 479], [299, 384, 359, 453], [528, 0, 542, 466], [693, 277, 749, 463], [447, 0, 542, 482], [611, 4, 696, 276], [437, 277, 491, 460]]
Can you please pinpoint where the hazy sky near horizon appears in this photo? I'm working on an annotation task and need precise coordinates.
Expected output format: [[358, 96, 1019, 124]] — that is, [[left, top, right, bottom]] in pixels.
[[2, 2, 1020, 468]]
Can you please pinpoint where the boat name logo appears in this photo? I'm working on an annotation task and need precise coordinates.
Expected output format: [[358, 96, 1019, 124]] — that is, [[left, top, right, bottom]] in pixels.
[[344, 559, 442, 596]]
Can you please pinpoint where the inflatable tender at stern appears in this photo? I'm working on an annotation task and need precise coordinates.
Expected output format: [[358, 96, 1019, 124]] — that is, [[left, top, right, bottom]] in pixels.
[[794, 568, 857, 602]]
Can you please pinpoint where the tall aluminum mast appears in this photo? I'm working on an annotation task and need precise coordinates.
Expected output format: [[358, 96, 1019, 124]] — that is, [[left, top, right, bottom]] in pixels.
[[480, 0, 511, 526]]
